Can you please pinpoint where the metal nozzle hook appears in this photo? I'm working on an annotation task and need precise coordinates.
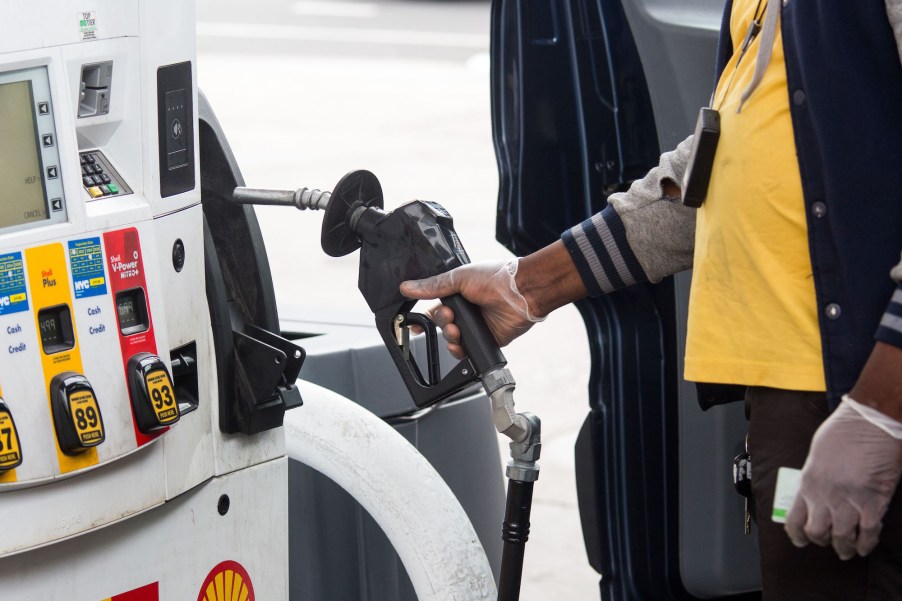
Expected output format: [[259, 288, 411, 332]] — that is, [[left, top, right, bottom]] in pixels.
[[232, 187, 332, 211]]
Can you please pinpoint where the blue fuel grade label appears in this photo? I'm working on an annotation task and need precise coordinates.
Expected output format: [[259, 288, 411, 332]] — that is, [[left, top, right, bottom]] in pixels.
[[0, 252, 29, 316], [68, 237, 107, 299]]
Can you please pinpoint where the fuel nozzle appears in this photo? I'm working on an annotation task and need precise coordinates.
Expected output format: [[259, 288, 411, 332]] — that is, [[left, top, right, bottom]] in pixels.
[[234, 170, 540, 601], [233, 170, 506, 409]]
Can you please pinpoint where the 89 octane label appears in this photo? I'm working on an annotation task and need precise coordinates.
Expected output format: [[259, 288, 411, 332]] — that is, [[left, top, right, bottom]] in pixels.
[[69, 390, 104, 445], [146, 370, 178, 425]]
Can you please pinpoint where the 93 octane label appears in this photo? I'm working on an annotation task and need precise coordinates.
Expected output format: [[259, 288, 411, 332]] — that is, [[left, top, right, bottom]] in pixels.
[[0, 411, 21, 469], [69, 389, 104, 444], [146, 369, 178, 424]]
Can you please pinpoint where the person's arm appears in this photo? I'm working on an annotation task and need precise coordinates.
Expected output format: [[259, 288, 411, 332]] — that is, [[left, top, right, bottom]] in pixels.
[[561, 137, 695, 296], [513, 240, 589, 317], [399, 256, 574, 358], [849, 249, 902, 420], [784, 3, 902, 560], [402, 136, 698, 353], [516, 169, 686, 314], [784, 260, 902, 561]]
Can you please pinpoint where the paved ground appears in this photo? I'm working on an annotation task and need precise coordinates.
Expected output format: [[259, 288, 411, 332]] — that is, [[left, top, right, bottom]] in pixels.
[[197, 1, 598, 598]]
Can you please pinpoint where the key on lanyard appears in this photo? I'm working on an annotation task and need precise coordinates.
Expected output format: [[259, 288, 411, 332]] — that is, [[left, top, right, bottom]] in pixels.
[[733, 435, 753, 534]]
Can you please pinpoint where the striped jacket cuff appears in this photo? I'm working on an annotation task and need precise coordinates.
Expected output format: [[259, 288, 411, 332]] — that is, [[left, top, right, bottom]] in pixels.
[[561, 205, 648, 296], [876, 284, 902, 348]]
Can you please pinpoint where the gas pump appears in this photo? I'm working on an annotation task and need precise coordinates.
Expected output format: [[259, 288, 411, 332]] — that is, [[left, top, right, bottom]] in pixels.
[[0, 1, 502, 599], [0, 0, 301, 597]]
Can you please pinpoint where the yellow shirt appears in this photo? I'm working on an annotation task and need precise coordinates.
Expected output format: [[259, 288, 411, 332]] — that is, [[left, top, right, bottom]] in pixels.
[[684, 0, 825, 391]]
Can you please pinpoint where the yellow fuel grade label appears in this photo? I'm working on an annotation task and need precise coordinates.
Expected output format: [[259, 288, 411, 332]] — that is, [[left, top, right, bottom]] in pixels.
[[145, 369, 178, 425], [28, 242, 98, 472], [0, 410, 22, 470], [69, 389, 104, 445]]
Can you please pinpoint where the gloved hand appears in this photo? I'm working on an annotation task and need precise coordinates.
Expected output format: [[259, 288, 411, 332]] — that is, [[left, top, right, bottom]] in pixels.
[[400, 258, 544, 359], [785, 396, 902, 560]]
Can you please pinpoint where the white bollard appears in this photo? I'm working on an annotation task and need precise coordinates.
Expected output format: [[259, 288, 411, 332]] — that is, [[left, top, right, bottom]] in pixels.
[[285, 381, 497, 601]]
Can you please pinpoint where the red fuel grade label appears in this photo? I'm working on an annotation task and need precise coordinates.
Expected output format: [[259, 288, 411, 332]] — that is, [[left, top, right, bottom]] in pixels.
[[102, 228, 163, 446], [103, 229, 149, 303], [101, 582, 158, 601]]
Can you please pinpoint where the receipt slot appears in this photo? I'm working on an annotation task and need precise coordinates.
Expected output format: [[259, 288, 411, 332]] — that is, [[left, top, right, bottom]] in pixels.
[[50, 372, 105, 454], [128, 352, 179, 433]]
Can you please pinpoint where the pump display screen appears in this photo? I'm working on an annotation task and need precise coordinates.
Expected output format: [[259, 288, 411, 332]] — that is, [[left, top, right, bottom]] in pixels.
[[0, 81, 48, 229], [38, 304, 75, 354], [116, 288, 149, 335]]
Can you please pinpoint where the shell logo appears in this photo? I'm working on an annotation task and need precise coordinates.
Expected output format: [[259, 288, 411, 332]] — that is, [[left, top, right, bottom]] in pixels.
[[197, 560, 256, 601]]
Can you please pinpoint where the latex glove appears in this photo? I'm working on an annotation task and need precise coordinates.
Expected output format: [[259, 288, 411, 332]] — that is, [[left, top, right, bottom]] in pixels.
[[400, 258, 544, 359], [785, 396, 902, 560]]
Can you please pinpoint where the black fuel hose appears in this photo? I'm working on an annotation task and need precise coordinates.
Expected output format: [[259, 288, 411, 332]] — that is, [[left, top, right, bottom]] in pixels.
[[498, 479, 535, 601]]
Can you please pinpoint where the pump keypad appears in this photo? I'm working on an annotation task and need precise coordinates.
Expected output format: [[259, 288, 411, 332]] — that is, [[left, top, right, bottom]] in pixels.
[[0, 401, 22, 471], [79, 151, 130, 199], [128, 353, 179, 433], [50, 372, 105, 454]]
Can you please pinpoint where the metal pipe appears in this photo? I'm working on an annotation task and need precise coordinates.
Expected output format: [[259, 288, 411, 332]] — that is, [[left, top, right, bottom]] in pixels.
[[483, 368, 529, 443], [232, 186, 331, 211], [489, 384, 529, 443]]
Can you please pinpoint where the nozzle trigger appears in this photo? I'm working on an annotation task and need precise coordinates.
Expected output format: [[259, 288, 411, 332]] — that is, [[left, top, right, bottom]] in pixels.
[[399, 312, 440, 385]]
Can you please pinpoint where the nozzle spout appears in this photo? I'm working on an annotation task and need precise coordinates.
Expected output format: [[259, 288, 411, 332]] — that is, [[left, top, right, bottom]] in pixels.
[[232, 187, 331, 211], [483, 368, 531, 443]]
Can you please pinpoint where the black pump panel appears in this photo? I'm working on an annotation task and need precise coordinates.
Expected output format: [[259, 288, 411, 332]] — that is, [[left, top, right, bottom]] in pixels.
[[198, 91, 304, 435], [157, 61, 195, 198]]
